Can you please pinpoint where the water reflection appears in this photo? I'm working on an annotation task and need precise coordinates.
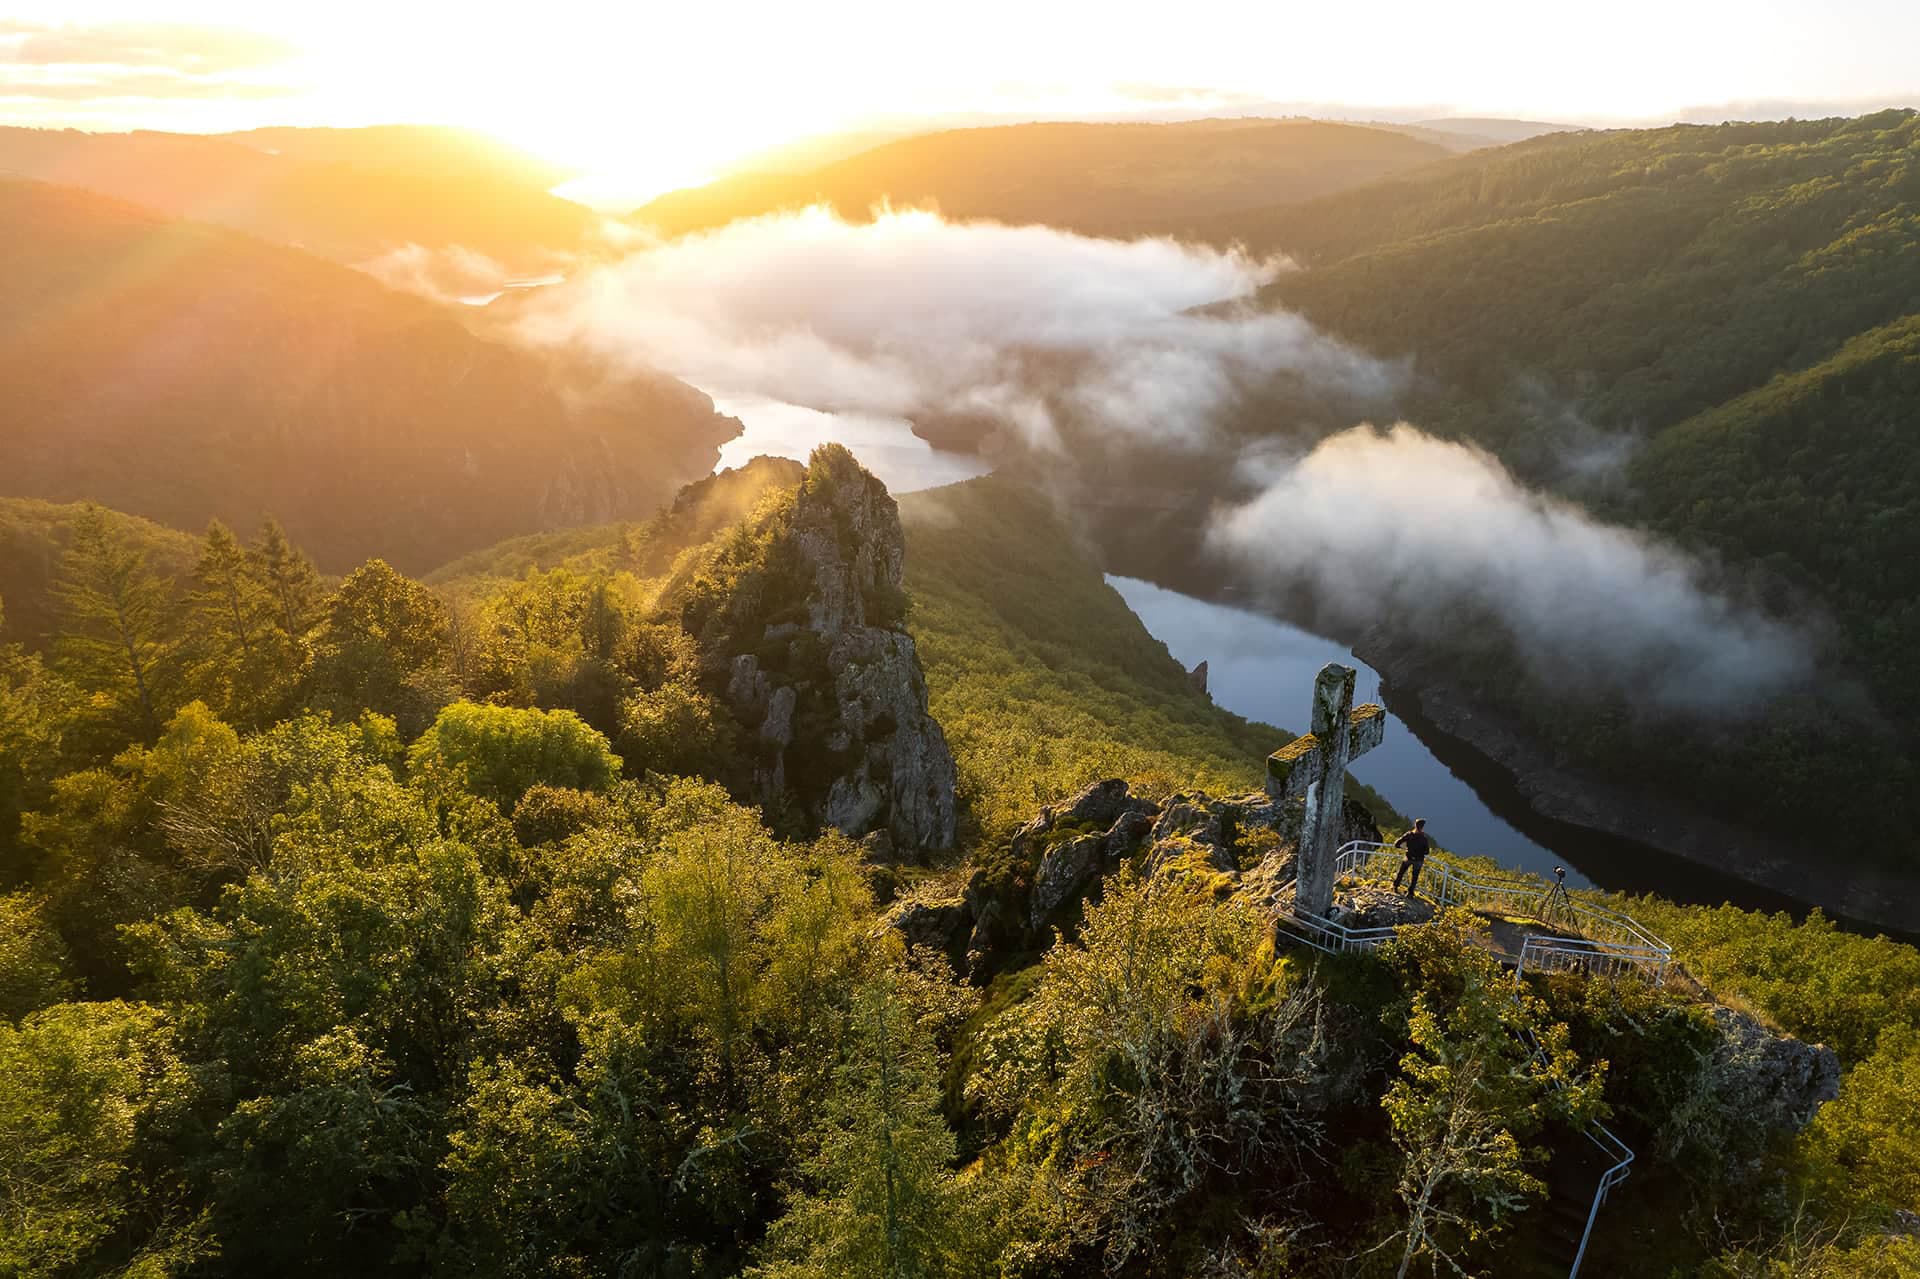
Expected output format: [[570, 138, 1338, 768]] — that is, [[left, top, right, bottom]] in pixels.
[[713, 396, 992, 494], [1107, 575, 1588, 886]]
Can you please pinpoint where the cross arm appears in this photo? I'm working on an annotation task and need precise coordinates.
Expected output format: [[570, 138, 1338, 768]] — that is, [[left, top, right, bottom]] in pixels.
[[1264, 702, 1387, 802]]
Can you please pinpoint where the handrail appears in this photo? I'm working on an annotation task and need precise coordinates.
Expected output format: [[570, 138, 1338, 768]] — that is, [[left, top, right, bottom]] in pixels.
[[1517, 1024, 1633, 1279], [1329, 841, 1671, 980]]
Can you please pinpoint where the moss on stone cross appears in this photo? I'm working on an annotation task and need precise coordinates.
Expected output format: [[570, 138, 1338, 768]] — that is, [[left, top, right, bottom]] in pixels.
[[1265, 662, 1385, 917]]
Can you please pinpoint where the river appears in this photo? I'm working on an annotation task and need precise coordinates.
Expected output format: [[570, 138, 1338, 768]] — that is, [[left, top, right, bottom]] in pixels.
[[714, 401, 1588, 881], [710, 403, 1825, 911], [714, 395, 992, 493], [1104, 576, 1585, 884]]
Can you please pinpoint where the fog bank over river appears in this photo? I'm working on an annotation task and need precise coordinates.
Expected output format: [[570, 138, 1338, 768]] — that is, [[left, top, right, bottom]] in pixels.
[[713, 409, 1839, 918]]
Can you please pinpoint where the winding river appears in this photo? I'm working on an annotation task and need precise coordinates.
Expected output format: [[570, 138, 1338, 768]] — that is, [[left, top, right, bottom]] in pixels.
[[714, 402, 1828, 913], [1104, 576, 1583, 884]]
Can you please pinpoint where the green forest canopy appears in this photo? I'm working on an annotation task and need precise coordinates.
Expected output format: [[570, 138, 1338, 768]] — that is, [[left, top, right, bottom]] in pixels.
[[1, 454, 1917, 1275]]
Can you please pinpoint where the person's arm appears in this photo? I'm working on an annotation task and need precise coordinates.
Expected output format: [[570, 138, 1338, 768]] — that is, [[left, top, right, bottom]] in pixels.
[[1392, 831, 1409, 849]]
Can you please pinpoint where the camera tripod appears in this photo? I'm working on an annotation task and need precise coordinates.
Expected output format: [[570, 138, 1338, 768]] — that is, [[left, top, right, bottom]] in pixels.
[[1537, 866, 1577, 931]]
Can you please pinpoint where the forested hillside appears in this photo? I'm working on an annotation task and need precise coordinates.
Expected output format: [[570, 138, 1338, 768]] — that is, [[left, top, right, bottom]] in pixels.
[[0, 126, 593, 266], [424, 467, 1316, 843], [0, 180, 739, 573], [0, 500, 201, 650], [632, 118, 1449, 239], [1189, 111, 1920, 876], [2, 457, 1915, 1277]]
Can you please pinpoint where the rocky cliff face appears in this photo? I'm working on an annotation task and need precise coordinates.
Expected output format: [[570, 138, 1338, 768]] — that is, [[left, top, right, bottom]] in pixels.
[[722, 447, 958, 855]]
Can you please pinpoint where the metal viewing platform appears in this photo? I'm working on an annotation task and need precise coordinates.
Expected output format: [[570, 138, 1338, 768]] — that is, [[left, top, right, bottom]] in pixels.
[[1271, 839, 1669, 1279]]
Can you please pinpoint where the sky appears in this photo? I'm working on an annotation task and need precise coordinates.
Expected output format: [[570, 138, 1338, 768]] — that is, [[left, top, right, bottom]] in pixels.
[[4, 1, 1916, 196]]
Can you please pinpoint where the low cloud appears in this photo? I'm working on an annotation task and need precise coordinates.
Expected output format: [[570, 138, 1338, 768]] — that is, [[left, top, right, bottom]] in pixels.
[[358, 244, 519, 306], [0, 20, 294, 102], [1208, 424, 1816, 713], [0, 20, 294, 72], [516, 204, 1401, 452], [470, 204, 1809, 714]]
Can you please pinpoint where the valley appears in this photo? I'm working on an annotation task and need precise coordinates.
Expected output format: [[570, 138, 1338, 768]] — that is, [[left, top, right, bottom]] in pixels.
[[5, 79, 1920, 1276]]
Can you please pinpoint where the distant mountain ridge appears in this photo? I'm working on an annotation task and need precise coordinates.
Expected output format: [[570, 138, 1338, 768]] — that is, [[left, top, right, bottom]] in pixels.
[[0, 125, 595, 267], [632, 118, 1453, 239], [0, 179, 739, 574]]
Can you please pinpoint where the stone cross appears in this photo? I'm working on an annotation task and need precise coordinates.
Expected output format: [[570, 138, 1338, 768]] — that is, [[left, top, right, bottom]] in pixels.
[[1265, 662, 1386, 918]]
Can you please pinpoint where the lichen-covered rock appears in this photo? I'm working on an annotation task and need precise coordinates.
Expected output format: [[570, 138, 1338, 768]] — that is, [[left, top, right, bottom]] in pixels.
[[1331, 885, 1436, 930], [1147, 836, 1240, 897], [1238, 849, 1300, 911], [1030, 833, 1105, 929], [1152, 798, 1226, 848], [1047, 778, 1141, 831], [1103, 808, 1156, 858], [1707, 1006, 1842, 1136], [825, 628, 957, 852], [884, 892, 973, 964]]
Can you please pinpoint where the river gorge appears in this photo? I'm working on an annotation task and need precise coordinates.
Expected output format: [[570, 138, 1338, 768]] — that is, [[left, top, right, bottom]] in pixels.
[[718, 401, 1910, 932]]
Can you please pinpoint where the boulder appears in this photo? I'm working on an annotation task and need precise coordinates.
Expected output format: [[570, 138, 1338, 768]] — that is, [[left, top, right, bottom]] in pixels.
[[1055, 778, 1143, 831], [1030, 833, 1104, 930], [859, 829, 898, 864], [1331, 885, 1436, 930], [885, 893, 973, 964], [965, 898, 1006, 975], [1238, 849, 1299, 911], [1707, 1006, 1842, 1136], [1103, 808, 1156, 859]]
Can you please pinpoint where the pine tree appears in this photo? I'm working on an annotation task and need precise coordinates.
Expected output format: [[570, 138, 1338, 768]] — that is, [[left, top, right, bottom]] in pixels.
[[249, 518, 323, 647], [752, 968, 991, 1279], [51, 507, 177, 741], [186, 521, 280, 726]]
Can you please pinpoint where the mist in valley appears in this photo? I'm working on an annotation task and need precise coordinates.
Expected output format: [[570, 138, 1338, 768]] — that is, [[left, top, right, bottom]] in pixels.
[[480, 205, 1821, 717]]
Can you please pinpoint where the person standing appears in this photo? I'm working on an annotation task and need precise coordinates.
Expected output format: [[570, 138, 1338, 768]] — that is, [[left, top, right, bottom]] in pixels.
[[1392, 819, 1432, 896]]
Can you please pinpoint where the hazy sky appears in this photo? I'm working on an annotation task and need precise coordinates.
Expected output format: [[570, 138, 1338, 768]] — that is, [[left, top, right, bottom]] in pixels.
[[4, 1, 1915, 190]]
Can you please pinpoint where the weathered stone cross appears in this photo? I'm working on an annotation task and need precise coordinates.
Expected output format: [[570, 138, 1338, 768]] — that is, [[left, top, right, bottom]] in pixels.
[[1265, 662, 1386, 917]]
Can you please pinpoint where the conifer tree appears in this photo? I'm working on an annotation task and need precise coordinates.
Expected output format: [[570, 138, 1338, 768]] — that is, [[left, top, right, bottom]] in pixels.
[[249, 518, 323, 647], [186, 521, 281, 726], [51, 507, 176, 741], [753, 967, 989, 1279]]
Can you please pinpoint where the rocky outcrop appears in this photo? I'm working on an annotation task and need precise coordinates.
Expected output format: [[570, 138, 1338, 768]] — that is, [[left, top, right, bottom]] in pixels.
[[724, 447, 958, 855], [879, 777, 1392, 977], [1006, 779, 1162, 929], [887, 778, 1381, 977], [883, 892, 973, 967], [1707, 1006, 1842, 1138]]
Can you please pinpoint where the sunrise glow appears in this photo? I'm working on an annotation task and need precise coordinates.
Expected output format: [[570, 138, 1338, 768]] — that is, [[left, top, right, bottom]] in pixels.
[[8, 0, 1918, 202]]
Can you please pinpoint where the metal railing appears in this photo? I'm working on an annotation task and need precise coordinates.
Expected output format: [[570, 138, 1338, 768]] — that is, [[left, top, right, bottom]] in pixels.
[[1517, 935, 1672, 985], [1326, 841, 1671, 981], [1516, 1025, 1635, 1279], [1572, 1132, 1634, 1278]]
